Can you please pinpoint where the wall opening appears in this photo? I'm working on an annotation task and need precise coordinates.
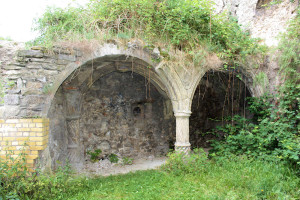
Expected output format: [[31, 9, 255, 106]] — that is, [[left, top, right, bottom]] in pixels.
[[190, 70, 252, 149], [48, 70, 175, 170]]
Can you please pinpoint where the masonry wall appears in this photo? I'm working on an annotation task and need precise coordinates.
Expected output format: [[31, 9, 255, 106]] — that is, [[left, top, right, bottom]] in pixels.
[[48, 71, 175, 170], [0, 118, 49, 170]]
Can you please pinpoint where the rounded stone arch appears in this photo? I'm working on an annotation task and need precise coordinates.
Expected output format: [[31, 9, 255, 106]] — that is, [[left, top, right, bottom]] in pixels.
[[42, 43, 174, 116], [43, 43, 179, 170], [189, 66, 263, 110], [188, 66, 260, 149]]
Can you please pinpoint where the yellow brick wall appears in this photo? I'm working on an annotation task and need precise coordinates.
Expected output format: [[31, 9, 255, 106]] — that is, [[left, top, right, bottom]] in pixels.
[[0, 118, 49, 170]]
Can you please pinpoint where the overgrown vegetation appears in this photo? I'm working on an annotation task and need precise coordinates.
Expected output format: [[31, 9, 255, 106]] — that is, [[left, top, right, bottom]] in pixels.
[[0, 151, 88, 200], [209, 87, 299, 171], [1, 150, 298, 199], [86, 149, 102, 163], [0, 1, 298, 199], [209, 7, 300, 172], [31, 0, 266, 69]]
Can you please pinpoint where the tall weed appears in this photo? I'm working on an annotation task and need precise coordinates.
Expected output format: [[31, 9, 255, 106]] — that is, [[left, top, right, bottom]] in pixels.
[[0, 151, 89, 200]]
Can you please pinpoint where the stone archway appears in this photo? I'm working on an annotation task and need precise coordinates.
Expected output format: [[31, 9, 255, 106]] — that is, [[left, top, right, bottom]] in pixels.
[[189, 69, 254, 149], [45, 52, 175, 170]]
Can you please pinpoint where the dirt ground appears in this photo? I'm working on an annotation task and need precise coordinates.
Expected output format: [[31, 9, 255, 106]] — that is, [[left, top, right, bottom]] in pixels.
[[82, 156, 166, 177]]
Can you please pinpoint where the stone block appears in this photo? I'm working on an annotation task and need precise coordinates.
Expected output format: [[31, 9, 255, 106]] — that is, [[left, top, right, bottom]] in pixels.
[[7, 89, 21, 94], [4, 70, 22, 75], [42, 70, 59, 76], [4, 95, 20, 105], [27, 64, 42, 69], [42, 64, 57, 70], [18, 50, 44, 58], [3, 65, 23, 70], [5, 119, 19, 123], [26, 82, 43, 90], [20, 95, 45, 108], [57, 54, 76, 61]]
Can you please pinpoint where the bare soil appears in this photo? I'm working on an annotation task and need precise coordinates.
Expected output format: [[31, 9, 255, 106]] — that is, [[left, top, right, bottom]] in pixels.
[[82, 156, 166, 177]]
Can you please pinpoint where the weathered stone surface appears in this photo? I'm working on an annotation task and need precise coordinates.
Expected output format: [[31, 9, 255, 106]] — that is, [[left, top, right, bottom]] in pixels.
[[57, 54, 76, 61], [0, 1, 295, 169], [26, 81, 43, 90], [4, 70, 22, 75], [48, 71, 175, 169], [212, 0, 298, 46], [18, 50, 44, 58], [4, 94, 20, 105], [27, 64, 42, 69], [2, 105, 20, 118], [3, 65, 23, 70], [42, 64, 58, 70], [6, 89, 21, 94], [20, 95, 45, 107], [41, 70, 59, 76]]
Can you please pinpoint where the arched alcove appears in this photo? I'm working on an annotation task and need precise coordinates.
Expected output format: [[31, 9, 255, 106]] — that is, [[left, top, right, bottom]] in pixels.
[[190, 70, 252, 149], [47, 56, 175, 170]]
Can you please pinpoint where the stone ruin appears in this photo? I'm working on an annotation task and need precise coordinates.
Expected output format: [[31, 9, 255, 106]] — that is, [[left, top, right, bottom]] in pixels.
[[0, 41, 262, 171]]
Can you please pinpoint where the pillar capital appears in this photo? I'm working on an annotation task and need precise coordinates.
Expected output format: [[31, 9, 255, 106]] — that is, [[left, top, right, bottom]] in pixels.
[[174, 111, 191, 118]]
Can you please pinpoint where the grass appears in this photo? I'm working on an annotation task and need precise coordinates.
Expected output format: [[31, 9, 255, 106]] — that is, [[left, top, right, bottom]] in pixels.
[[63, 157, 299, 200], [1, 151, 299, 199]]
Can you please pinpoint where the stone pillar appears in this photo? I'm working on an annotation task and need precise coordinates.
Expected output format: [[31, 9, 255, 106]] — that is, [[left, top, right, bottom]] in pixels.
[[174, 111, 191, 153]]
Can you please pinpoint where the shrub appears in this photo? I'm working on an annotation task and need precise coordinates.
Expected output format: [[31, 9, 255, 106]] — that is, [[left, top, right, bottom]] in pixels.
[[161, 148, 208, 175], [86, 149, 102, 163], [108, 153, 119, 163], [122, 157, 133, 165], [0, 151, 89, 200], [209, 83, 299, 172], [31, 0, 266, 67]]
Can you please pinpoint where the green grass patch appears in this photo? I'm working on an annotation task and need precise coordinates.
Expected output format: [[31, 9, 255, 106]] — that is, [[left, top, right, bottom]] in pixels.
[[1, 151, 299, 199], [65, 156, 299, 200]]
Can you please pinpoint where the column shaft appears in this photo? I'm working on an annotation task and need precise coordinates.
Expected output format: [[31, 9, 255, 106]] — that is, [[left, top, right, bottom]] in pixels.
[[174, 111, 191, 153]]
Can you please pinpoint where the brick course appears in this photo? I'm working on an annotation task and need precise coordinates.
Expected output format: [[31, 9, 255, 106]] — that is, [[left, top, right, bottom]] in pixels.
[[0, 118, 49, 170]]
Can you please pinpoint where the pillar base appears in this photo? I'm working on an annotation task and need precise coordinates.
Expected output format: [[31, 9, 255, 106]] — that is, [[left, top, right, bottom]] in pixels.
[[175, 142, 191, 154]]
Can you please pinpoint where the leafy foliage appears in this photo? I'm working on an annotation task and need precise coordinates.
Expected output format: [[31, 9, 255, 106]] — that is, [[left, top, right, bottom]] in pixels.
[[210, 83, 300, 171], [31, 0, 266, 67], [86, 149, 102, 163], [161, 148, 208, 175], [278, 7, 300, 83], [122, 156, 133, 165], [0, 151, 88, 200], [1, 149, 299, 199], [209, 7, 300, 172], [108, 153, 119, 163]]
